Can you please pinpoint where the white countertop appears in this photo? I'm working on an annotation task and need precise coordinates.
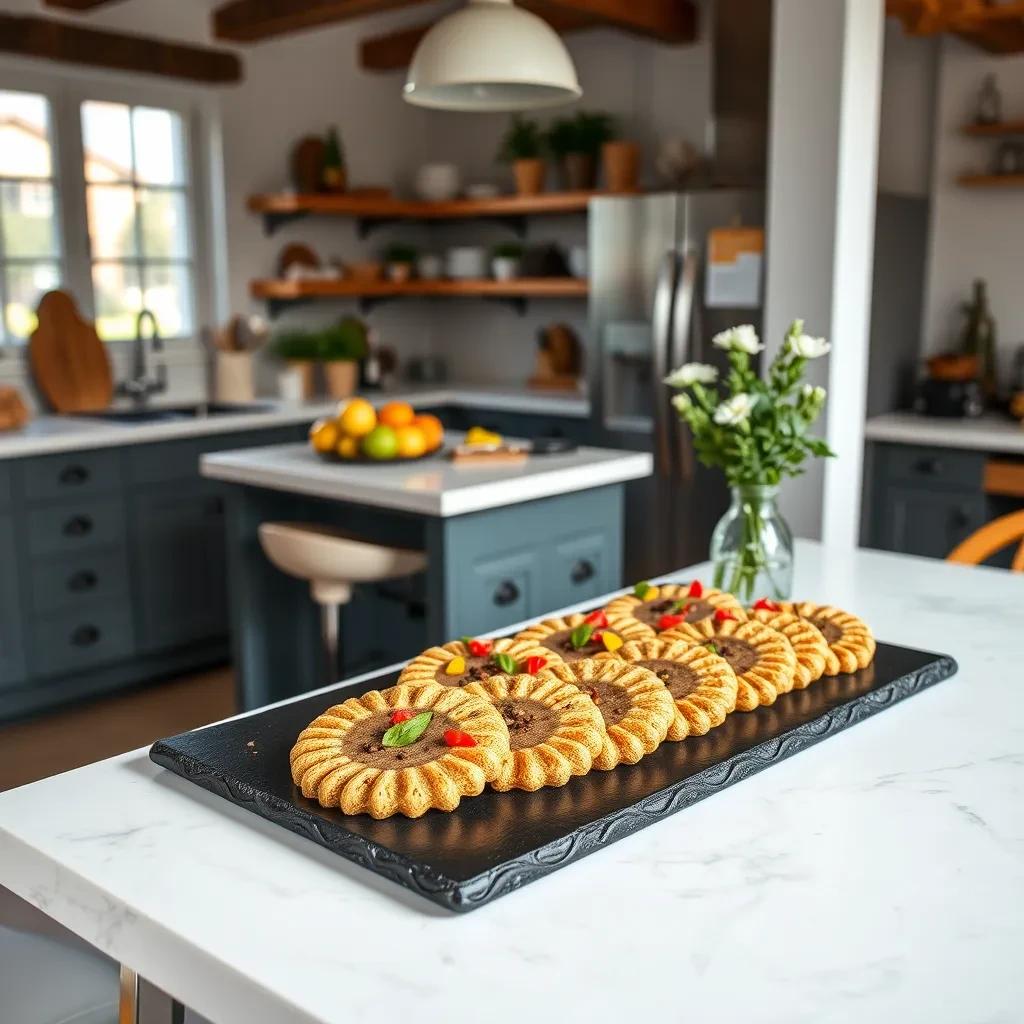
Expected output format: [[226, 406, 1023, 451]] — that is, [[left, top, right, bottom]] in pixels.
[[0, 386, 590, 461], [1, 542, 1022, 1024], [865, 411, 1024, 454], [201, 437, 649, 516]]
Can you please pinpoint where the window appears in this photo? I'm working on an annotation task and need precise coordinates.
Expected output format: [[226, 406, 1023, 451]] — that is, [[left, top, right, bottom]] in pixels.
[[82, 101, 195, 341], [0, 90, 62, 344]]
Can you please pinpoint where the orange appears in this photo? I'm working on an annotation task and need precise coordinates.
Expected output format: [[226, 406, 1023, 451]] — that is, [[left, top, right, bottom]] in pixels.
[[309, 418, 339, 453], [338, 398, 377, 438], [395, 424, 428, 459], [336, 435, 360, 459], [378, 401, 415, 429], [412, 413, 444, 451]]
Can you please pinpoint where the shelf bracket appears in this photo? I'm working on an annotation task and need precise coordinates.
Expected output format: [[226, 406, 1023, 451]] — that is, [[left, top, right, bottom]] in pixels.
[[262, 296, 314, 319], [485, 215, 528, 237], [261, 211, 308, 237], [356, 216, 399, 239]]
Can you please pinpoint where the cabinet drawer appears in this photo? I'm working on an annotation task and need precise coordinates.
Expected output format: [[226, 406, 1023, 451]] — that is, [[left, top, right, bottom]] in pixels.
[[22, 448, 123, 502], [545, 530, 616, 612], [0, 462, 11, 509], [27, 497, 126, 558], [29, 603, 134, 678], [0, 513, 25, 689], [456, 551, 537, 637], [881, 444, 985, 490], [30, 547, 130, 614]]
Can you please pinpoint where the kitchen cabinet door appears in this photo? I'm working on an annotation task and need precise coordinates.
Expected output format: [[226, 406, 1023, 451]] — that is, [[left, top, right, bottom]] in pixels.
[[132, 484, 228, 652], [876, 485, 988, 561], [0, 513, 25, 689]]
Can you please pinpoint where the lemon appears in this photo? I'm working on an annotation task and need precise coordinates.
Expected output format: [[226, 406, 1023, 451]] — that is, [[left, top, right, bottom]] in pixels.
[[466, 425, 502, 446], [339, 398, 377, 438], [309, 418, 339, 453], [336, 435, 360, 459], [395, 424, 428, 459]]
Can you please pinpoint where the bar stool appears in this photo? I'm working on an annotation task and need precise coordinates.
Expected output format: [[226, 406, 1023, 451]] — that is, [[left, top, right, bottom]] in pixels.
[[258, 522, 426, 682]]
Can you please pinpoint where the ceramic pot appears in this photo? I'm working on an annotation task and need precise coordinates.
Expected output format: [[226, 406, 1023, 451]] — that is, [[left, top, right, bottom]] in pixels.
[[386, 262, 413, 283], [513, 158, 545, 196], [446, 246, 487, 280], [324, 360, 358, 400], [568, 245, 588, 279], [561, 152, 596, 191], [277, 365, 308, 403], [417, 254, 443, 280], [285, 360, 314, 400], [491, 256, 521, 281], [602, 141, 640, 193], [414, 162, 460, 201], [215, 351, 255, 403]]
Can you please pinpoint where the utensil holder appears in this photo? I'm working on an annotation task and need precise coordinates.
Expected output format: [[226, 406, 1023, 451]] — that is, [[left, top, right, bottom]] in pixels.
[[215, 351, 255, 403]]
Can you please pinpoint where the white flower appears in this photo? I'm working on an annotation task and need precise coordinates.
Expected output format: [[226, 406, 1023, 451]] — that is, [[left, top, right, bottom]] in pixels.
[[712, 324, 763, 355], [713, 393, 755, 426], [671, 393, 692, 414], [802, 384, 827, 402], [664, 362, 718, 387], [788, 334, 831, 359]]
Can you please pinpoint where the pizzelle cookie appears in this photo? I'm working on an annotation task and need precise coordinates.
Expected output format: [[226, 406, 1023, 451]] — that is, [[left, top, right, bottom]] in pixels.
[[604, 581, 744, 639], [747, 607, 830, 689], [539, 658, 674, 770], [513, 613, 625, 663], [289, 682, 510, 818], [664, 618, 797, 711], [397, 636, 551, 687], [772, 601, 876, 675], [610, 637, 739, 741], [463, 673, 605, 791]]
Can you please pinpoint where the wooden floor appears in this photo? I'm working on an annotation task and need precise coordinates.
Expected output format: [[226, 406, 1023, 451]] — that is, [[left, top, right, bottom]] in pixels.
[[0, 667, 236, 792]]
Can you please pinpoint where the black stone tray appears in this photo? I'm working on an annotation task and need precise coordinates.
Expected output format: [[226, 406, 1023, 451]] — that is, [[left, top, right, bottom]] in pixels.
[[150, 642, 956, 913]]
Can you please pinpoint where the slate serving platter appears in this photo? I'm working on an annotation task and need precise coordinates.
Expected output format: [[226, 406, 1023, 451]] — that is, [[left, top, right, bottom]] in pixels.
[[150, 642, 956, 913]]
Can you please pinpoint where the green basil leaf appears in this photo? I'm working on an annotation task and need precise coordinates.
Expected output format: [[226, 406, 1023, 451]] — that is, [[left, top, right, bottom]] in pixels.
[[669, 599, 690, 614], [459, 636, 474, 646], [381, 711, 433, 748], [491, 652, 518, 674], [704, 641, 720, 655], [633, 581, 651, 599], [570, 623, 595, 649]]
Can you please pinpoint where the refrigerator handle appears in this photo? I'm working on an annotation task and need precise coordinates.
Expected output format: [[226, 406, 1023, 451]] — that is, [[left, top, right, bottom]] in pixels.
[[670, 248, 700, 481], [651, 249, 679, 476]]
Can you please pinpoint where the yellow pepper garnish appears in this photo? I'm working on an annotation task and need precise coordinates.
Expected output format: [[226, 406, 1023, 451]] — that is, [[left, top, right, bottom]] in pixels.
[[446, 656, 466, 675], [601, 631, 623, 653], [645, 587, 660, 602]]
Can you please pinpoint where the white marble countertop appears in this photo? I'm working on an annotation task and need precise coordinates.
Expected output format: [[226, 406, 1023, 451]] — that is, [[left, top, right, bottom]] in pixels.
[[1, 541, 1022, 1024], [865, 411, 1024, 454], [201, 437, 651, 516], [0, 386, 590, 461]]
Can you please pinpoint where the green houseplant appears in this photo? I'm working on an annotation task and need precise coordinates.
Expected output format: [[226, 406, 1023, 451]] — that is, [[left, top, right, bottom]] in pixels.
[[383, 243, 418, 284], [491, 242, 523, 281], [664, 320, 835, 601], [546, 111, 615, 190], [271, 318, 368, 400], [498, 116, 546, 196]]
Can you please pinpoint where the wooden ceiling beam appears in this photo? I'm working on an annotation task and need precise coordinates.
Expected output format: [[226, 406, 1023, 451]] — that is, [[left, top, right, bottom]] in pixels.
[[0, 14, 243, 83], [213, 0, 432, 43], [43, 0, 127, 10], [537, 0, 696, 42]]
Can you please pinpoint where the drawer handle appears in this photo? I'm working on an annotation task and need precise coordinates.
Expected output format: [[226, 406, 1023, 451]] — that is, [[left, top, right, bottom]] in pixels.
[[493, 579, 520, 607], [63, 514, 93, 537], [71, 624, 100, 647], [68, 570, 98, 593], [59, 464, 90, 486], [571, 558, 596, 584], [915, 458, 943, 475]]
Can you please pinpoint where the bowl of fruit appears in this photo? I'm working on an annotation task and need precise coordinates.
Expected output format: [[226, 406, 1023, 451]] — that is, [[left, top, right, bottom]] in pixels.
[[308, 399, 445, 463]]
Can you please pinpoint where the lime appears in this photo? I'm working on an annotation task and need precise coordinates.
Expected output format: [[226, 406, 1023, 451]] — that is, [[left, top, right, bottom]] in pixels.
[[361, 424, 399, 460]]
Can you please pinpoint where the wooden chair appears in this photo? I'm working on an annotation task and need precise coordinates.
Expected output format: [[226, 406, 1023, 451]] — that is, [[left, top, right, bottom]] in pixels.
[[947, 509, 1024, 571]]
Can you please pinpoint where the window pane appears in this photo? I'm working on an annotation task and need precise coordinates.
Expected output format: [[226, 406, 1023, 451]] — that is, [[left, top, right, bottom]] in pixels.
[[132, 107, 187, 185], [92, 261, 142, 340], [86, 185, 137, 259], [143, 263, 193, 338], [82, 101, 133, 183], [5, 263, 60, 339], [0, 90, 52, 178], [1, 181, 59, 258], [138, 188, 189, 259]]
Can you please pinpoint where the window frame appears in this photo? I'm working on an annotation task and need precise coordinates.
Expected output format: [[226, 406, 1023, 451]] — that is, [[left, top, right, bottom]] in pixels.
[[0, 60, 222, 352]]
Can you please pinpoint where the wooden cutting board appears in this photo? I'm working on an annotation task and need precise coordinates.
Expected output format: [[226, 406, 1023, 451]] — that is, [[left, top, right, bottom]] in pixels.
[[29, 290, 113, 413]]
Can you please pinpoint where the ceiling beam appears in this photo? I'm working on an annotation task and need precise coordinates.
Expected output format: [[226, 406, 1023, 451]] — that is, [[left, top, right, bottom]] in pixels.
[[43, 0, 127, 10], [213, 0, 432, 43], [0, 14, 243, 83], [537, 0, 696, 42]]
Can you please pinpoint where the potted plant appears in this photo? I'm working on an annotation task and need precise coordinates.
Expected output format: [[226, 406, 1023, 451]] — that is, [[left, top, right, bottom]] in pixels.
[[498, 116, 546, 196], [491, 242, 523, 282], [546, 111, 615, 191], [602, 125, 640, 193], [383, 243, 418, 284], [270, 330, 320, 399], [664, 320, 835, 601], [319, 317, 369, 399]]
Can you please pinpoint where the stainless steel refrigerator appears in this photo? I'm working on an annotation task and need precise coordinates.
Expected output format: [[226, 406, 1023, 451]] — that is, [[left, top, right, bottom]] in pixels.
[[588, 189, 765, 581]]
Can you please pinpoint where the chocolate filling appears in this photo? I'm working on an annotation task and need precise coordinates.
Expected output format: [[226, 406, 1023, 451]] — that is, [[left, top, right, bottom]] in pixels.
[[540, 628, 602, 662], [633, 598, 715, 627], [582, 679, 632, 727], [339, 709, 459, 769], [638, 659, 701, 699], [712, 637, 759, 674], [433, 655, 498, 686], [499, 698, 560, 751], [809, 618, 842, 644]]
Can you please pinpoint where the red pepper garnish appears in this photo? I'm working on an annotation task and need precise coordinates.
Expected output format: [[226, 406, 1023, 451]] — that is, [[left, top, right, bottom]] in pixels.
[[584, 609, 609, 628], [443, 729, 477, 748], [753, 598, 780, 612], [467, 639, 492, 657], [591, 631, 603, 643], [714, 608, 737, 623], [526, 655, 548, 674], [687, 580, 703, 599], [658, 613, 686, 631], [390, 709, 415, 724]]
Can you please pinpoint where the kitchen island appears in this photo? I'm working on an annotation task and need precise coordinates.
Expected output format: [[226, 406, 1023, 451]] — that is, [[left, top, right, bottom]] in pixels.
[[0, 542, 1020, 1023], [202, 438, 651, 708]]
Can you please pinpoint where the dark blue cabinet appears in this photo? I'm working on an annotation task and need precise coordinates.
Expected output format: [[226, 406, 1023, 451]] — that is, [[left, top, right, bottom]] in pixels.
[[0, 513, 25, 690]]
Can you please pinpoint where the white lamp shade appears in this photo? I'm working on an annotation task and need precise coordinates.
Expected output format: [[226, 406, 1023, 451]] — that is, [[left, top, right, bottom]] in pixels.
[[404, 0, 582, 112]]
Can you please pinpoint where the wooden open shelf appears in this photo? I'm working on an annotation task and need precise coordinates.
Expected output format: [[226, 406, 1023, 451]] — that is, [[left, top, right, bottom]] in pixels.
[[963, 120, 1024, 137], [957, 173, 1024, 188]]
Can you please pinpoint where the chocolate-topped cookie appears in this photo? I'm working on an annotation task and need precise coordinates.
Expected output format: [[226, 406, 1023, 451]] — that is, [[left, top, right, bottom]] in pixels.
[[747, 606, 831, 688], [604, 581, 745, 640], [398, 637, 550, 688], [767, 601, 875, 675], [512, 614, 625, 664]]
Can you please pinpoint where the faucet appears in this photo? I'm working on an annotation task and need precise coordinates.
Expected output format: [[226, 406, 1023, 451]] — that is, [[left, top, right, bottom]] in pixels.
[[117, 308, 167, 405]]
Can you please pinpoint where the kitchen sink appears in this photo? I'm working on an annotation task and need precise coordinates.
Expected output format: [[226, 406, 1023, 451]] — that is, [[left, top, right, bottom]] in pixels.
[[78, 401, 274, 423]]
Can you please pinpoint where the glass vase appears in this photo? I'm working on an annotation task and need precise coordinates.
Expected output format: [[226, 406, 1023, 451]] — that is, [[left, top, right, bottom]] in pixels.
[[710, 484, 794, 603]]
